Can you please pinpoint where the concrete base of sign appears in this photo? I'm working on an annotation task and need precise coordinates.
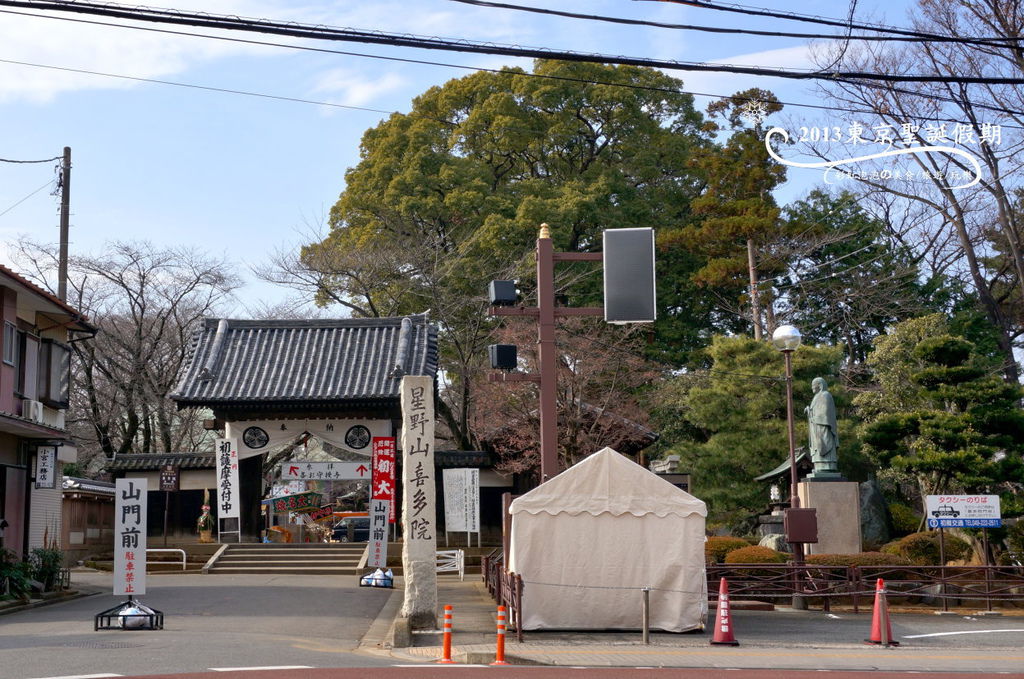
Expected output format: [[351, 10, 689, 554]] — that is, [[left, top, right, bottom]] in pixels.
[[798, 481, 862, 555]]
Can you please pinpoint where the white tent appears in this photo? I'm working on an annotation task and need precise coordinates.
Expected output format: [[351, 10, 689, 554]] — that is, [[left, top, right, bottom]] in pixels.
[[508, 447, 707, 632]]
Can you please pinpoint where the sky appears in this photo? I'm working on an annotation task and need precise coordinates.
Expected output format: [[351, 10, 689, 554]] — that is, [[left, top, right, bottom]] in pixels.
[[0, 0, 918, 315]]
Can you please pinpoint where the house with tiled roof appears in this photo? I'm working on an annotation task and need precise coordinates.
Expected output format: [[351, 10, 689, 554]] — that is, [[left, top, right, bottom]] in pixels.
[[0, 265, 96, 559], [163, 314, 439, 540]]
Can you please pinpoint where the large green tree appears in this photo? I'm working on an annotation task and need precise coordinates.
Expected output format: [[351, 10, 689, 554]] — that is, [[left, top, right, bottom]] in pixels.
[[858, 315, 1024, 515], [648, 336, 862, 529], [293, 60, 710, 448]]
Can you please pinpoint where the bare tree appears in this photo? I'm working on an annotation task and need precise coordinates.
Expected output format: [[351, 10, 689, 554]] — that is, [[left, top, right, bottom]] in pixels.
[[13, 239, 241, 471], [807, 0, 1024, 380]]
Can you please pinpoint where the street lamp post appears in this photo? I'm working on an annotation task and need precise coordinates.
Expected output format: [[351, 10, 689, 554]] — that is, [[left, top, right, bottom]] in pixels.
[[772, 324, 806, 609]]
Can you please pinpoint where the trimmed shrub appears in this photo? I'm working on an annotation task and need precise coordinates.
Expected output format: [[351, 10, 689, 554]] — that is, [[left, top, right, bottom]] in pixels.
[[806, 552, 912, 567], [705, 536, 751, 563], [724, 545, 787, 564], [883, 531, 970, 565], [889, 503, 920, 536]]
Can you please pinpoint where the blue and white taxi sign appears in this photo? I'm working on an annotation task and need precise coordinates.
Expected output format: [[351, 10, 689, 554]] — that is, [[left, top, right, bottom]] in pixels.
[[925, 495, 1001, 528]]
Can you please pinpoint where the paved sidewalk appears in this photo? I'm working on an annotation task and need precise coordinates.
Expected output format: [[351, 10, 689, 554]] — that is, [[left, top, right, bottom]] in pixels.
[[376, 574, 1024, 673]]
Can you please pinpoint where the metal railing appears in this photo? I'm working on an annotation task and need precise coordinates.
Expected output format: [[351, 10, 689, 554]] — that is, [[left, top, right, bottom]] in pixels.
[[706, 563, 1024, 612], [482, 550, 523, 643]]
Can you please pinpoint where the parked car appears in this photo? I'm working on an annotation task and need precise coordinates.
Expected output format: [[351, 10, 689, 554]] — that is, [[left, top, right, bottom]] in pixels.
[[333, 516, 370, 542]]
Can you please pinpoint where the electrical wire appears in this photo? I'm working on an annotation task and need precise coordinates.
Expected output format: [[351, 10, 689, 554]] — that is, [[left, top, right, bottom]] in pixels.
[[0, 155, 61, 163], [0, 178, 55, 219], [452, 0, 1020, 47], [0, 57, 398, 114], [643, 0, 1022, 46], [3, 1, 1024, 84], [5, 8, 1024, 125]]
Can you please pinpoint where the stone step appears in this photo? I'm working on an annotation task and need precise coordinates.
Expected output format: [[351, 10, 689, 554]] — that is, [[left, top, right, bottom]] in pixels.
[[207, 566, 359, 575], [216, 553, 360, 563], [216, 558, 362, 566]]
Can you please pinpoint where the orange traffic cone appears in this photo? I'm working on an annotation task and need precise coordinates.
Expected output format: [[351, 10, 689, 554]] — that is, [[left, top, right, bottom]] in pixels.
[[438, 604, 457, 664], [865, 578, 899, 646], [710, 577, 739, 646]]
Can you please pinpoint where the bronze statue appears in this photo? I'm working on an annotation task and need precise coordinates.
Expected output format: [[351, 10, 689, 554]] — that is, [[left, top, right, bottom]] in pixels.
[[805, 377, 840, 477]]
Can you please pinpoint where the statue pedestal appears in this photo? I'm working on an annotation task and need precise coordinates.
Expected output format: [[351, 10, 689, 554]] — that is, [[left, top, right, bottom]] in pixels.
[[798, 481, 862, 555]]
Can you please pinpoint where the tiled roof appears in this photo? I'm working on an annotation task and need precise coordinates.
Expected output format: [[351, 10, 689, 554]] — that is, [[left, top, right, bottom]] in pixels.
[[105, 452, 216, 472], [169, 315, 438, 407], [0, 264, 96, 332], [62, 476, 115, 495]]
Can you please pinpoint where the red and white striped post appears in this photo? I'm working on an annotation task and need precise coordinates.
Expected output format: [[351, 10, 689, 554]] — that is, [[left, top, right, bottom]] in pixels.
[[491, 605, 510, 666], [438, 604, 456, 663]]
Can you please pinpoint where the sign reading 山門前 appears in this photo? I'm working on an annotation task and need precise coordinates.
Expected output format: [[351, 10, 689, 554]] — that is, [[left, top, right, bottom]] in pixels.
[[926, 495, 1001, 528], [114, 478, 147, 596]]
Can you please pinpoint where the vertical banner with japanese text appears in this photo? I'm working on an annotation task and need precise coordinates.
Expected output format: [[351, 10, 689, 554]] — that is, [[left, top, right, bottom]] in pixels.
[[216, 438, 241, 541], [371, 436, 397, 523], [368, 499, 390, 568], [399, 375, 437, 626], [114, 478, 147, 596]]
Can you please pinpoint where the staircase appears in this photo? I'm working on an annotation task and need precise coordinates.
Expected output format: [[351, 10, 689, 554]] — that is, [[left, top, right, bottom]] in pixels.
[[204, 543, 366, 575]]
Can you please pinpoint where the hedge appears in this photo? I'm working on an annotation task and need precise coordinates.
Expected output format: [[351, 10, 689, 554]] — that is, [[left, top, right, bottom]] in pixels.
[[806, 552, 912, 567], [881, 531, 971, 565], [724, 545, 787, 564], [705, 536, 751, 563]]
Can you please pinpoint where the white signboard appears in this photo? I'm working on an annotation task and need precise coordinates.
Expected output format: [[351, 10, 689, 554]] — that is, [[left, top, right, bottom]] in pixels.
[[216, 438, 241, 521], [442, 468, 480, 533], [114, 478, 147, 596], [34, 446, 57, 489], [367, 499, 390, 568], [926, 494, 1002, 528], [224, 418, 390, 459], [279, 461, 371, 481]]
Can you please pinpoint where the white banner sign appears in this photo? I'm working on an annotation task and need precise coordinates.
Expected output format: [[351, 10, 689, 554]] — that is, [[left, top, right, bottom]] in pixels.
[[35, 446, 57, 489], [926, 494, 1002, 528], [442, 468, 480, 533], [279, 461, 371, 481], [216, 438, 241, 521], [114, 478, 147, 596], [368, 499, 390, 568]]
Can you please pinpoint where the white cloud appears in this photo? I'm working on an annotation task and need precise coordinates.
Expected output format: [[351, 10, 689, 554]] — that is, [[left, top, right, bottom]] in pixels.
[[312, 68, 407, 107]]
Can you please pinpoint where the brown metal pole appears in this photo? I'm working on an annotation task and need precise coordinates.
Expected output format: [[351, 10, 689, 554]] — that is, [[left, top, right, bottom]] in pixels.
[[536, 225, 559, 482], [784, 349, 805, 609], [939, 525, 949, 612], [784, 350, 799, 513]]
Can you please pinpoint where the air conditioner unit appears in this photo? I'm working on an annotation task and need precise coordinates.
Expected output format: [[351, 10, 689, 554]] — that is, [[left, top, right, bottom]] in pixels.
[[22, 399, 44, 424]]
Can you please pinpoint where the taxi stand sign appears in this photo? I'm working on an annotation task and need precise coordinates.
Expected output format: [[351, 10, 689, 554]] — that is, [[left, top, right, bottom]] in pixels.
[[926, 494, 1002, 528]]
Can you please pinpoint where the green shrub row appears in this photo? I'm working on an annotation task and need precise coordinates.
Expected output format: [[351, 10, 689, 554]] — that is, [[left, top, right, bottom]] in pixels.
[[705, 536, 751, 563], [881, 531, 971, 565]]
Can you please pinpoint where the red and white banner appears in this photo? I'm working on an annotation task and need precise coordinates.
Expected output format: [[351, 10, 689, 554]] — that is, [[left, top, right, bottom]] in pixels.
[[372, 437, 396, 524]]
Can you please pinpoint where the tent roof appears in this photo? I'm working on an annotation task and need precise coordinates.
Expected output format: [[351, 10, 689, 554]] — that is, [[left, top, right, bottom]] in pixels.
[[509, 447, 706, 518]]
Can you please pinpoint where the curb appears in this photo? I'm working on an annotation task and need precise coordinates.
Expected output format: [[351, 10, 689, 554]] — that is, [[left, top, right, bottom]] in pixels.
[[0, 587, 102, 617]]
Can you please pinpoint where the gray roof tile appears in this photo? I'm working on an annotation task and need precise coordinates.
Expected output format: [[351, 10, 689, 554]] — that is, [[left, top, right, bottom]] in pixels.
[[169, 315, 438, 406]]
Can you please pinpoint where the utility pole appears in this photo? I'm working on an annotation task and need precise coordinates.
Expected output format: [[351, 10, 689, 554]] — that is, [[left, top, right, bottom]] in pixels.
[[57, 146, 71, 302], [489, 225, 603, 481], [747, 238, 762, 340]]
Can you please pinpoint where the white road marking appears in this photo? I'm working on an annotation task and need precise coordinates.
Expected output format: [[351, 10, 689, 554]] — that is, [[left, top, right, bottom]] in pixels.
[[29, 674, 122, 679], [210, 667, 313, 672], [903, 629, 1024, 639]]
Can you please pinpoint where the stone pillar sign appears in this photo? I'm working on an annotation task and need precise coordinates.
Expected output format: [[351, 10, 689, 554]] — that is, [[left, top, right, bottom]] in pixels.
[[399, 375, 438, 628]]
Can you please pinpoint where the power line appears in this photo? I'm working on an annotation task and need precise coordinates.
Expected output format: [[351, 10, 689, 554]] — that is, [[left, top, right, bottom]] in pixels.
[[452, 0, 1021, 48], [0, 57, 397, 114], [642, 0, 1020, 46], [12, 7, 1020, 126], [4, 1, 1024, 84], [0, 155, 61, 163], [0, 178, 56, 219]]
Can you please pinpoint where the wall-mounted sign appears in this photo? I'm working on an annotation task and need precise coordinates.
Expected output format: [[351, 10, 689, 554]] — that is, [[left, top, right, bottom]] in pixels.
[[443, 468, 480, 533], [35, 446, 57, 489], [279, 461, 370, 481], [926, 495, 1002, 528], [225, 418, 390, 459], [304, 505, 335, 522], [114, 478, 147, 596]]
